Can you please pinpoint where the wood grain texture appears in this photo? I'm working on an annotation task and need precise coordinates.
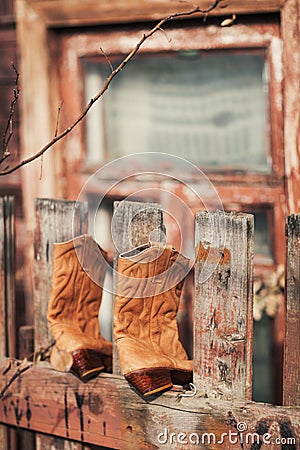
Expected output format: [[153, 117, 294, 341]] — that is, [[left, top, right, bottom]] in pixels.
[[283, 214, 300, 406], [112, 200, 164, 375], [0, 358, 299, 450], [4, 196, 15, 359], [194, 211, 254, 401], [281, 0, 300, 214], [33, 198, 88, 352], [18, 325, 34, 360], [25, 0, 284, 27]]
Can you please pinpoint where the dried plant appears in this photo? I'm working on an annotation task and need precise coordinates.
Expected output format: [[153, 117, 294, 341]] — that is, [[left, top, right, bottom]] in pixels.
[[253, 265, 285, 321]]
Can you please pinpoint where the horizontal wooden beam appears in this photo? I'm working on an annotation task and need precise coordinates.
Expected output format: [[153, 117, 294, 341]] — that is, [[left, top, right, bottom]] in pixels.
[[26, 0, 284, 27], [0, 358, 299, 449]]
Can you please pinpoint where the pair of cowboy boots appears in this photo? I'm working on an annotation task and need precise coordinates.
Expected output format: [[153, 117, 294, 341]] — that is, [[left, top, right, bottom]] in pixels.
[[47, 235, 192, 395]]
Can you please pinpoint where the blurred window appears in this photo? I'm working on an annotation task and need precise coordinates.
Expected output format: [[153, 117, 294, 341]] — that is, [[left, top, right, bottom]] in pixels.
[[84, 51, 270, 171]]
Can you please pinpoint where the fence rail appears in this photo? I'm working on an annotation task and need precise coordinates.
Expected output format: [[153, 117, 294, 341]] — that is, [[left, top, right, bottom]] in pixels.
[[0, 197, 299, 450]]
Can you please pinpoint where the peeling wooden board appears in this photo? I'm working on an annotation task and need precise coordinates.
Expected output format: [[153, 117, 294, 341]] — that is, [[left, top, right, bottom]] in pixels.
[[194, 211, 254, 400], [0, 358, 299, 450], [25, 0, 285, 27], [283, 214, 300, 406], [0, 361, 122, 449]]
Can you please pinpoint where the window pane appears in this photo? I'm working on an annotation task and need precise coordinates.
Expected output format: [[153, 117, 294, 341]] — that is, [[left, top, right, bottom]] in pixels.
[[85, 51, 270, 171], [254, 211, 272, 257]]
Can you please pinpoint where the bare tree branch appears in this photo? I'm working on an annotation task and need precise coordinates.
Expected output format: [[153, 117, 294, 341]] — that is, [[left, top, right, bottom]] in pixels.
[[0, 0, 223, 176]]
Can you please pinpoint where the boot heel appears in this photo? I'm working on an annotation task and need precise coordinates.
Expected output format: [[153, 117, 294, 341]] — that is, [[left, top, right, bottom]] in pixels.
[[171, 369, 193, 387], [125, 368, 173, 396], [71, 349, 105, 382]]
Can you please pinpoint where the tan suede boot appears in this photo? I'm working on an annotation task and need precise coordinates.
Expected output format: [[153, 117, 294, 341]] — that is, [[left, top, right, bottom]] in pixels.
[[47, 235, 113, 382], [114, 242, 193, 396]]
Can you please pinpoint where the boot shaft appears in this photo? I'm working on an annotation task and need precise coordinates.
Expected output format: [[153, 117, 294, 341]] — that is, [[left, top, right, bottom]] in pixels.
[[48, 235, 108, 338], [114, 242, 190, 357]]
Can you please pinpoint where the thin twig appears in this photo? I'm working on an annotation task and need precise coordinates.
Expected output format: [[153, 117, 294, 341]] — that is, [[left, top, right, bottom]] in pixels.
[[39, 154, 44, 180], [1, 63, 20, 163], [99, 47, 114, 73], [0, 340, 57, 400], [54, 101, 64, 138], [0, 0, 223, 176]]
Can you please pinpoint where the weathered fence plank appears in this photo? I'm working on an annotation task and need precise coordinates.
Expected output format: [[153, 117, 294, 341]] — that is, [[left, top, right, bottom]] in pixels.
[[112, 200, 164, 257], [34, 198, 88, 352], [0, 197, 7, 359], [18, 325, 34, 360], [283, 214, 300, 406], [112, 200, 164, 375], [0, 358, 299, 450], [33, 198, 89, 450], [0, 196, 15, 450], [0, 196, 16, 358], [194, 211, 254, 400]]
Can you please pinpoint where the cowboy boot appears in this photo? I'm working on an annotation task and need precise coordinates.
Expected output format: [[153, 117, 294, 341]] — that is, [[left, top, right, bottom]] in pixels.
[[114, 242, 193, 396], [47, 234, 113, 382]]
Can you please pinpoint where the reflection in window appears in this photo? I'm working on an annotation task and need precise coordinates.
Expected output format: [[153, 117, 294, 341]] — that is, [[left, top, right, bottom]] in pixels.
[[84, 51, 270, 171]]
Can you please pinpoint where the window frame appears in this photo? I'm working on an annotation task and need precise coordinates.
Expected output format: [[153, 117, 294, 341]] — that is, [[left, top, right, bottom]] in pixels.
[[57, 19, 283, 179]]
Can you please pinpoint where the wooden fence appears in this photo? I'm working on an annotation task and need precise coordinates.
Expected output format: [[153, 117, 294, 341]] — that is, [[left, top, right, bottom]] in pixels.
[[0, 197, 299, 450]]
